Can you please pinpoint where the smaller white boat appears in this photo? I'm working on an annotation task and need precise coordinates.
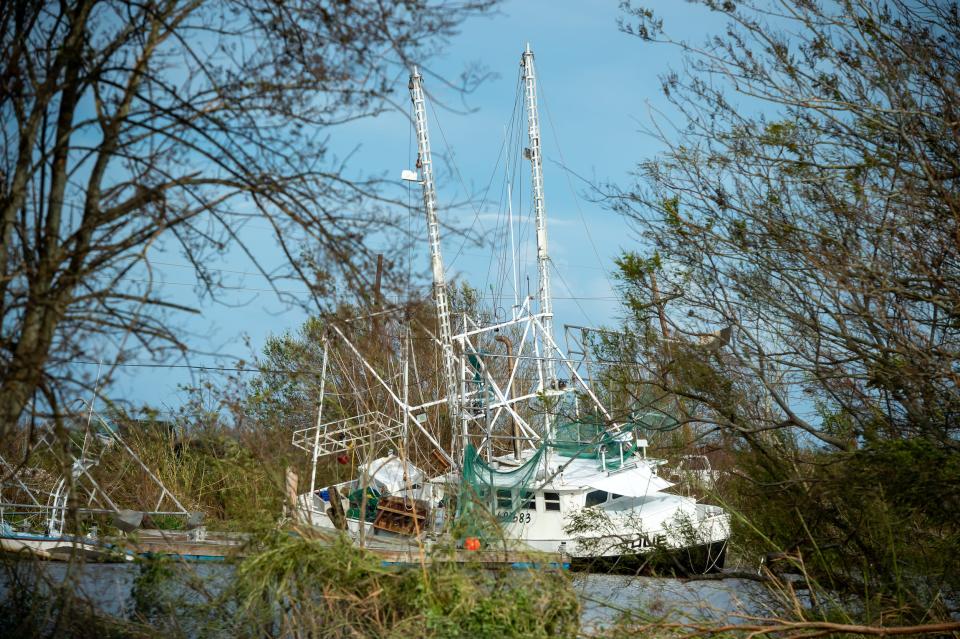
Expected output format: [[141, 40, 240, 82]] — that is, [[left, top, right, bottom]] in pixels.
[[0, 522, 134, 562], [1, 404, 196, 562]]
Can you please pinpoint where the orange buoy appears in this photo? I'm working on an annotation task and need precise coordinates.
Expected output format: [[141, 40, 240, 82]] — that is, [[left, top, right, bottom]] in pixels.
[[464, 537, 481, 551]]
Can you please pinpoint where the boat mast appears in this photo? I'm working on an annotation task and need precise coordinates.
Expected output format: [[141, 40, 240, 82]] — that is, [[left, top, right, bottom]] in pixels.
[[308, 339, 330, 501], [521, 43, 557, 390], [409, 67, 462, 462]]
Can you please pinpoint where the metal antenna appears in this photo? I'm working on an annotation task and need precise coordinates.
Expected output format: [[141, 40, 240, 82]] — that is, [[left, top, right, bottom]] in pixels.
[[507, 180, 519, 313], [409, 67, 461, 462]]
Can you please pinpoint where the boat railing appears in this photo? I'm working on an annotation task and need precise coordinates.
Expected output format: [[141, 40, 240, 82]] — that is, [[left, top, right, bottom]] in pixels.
[[292, 411, 404, 456]]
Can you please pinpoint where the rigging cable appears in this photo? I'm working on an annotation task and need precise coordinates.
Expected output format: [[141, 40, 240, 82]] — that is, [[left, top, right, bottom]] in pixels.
[[485, 69, 525, 309], [537, 74, 617, 293], [425, 97, 502, 275], [551, 260, 597, 327]]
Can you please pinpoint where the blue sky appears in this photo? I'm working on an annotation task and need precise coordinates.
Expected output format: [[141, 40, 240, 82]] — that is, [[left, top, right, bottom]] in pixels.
[[110, 1, 728, 411]]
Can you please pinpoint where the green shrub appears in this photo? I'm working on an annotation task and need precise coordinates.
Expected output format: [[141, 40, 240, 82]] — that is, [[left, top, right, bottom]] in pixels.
[[213, 530, 580, 639]]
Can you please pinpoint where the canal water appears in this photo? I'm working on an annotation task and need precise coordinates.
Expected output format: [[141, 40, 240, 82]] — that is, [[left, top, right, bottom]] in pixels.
[[1, 560, 774, 631], [572, 572, 774, 630]]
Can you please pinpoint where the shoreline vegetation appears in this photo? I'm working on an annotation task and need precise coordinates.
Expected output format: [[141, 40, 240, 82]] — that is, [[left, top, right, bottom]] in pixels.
[[2, 526, 959, 638]]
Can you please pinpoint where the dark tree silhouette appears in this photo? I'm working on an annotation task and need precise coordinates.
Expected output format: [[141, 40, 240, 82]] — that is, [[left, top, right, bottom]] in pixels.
[[0, 0, 495, 436], [607, 0, 960, 619]]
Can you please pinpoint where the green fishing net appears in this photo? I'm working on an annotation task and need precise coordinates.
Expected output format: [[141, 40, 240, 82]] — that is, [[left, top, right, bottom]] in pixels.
[[451, 402, 680, 545]]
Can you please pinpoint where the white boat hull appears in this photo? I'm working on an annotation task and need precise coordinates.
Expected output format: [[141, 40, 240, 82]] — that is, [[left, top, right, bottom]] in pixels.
[[296, 466, 730, 572], [0, 533, 134, 562]]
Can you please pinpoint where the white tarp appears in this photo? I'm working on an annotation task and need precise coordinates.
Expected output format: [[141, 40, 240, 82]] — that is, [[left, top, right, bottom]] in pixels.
[[360, 456, 424, 494], [560, 458, 674, 496]]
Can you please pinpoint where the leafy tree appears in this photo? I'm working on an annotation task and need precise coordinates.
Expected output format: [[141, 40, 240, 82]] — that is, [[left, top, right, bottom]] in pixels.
[[611, 0, 960, 619], [0, 0, 495, 438], [615, 0, 960, 446]]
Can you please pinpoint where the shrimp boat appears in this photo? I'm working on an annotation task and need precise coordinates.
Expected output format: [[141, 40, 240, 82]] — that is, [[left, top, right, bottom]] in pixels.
[[292, 45, 730, 572]]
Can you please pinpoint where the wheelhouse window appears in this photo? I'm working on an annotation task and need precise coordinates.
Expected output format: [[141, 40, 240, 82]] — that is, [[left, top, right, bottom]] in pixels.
[[585, 490, 608, 508], [543, 491, 561, 511], [496, 488, 513, 509], [521, 490, 535, 509]]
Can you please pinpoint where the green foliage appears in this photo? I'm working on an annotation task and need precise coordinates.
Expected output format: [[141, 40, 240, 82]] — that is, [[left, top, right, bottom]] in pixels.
[[129, 555, 177, 623], [246, 316, 330, 432], [609, 0, 960, 624], [661, 196, 682, 230], [614, 251, 661, 282], [847, 438, 960, 532], [118, 420, 289, 531], [757, 121, 800, 153], [219, 531, 580, 638], [726, 436, 960, 623], [2, 531, 580, 638]]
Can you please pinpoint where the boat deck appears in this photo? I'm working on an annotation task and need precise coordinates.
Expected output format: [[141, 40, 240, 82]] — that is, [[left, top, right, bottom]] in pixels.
[[106, 529, 569, 569]]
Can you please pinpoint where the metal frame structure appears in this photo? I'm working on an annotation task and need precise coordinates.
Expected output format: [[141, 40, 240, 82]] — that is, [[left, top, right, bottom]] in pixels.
[[295, 298, 620, 498], [1, 403, 190, 537], [293, 411, 405, 458], [296, 53, 621, 496]]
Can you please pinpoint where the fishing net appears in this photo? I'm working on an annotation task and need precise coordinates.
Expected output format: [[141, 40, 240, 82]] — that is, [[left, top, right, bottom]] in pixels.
[[552, 420, 640, 471], [631, 407, 681, 433], [551, 403, 685, 469], [455, 443, 545, 542], [453, 419, 633, 544]]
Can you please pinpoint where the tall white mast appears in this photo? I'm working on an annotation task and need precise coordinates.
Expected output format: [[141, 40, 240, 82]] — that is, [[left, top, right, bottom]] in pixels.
[[521, 43, 557, 389], [409, 67, 461, 459]]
